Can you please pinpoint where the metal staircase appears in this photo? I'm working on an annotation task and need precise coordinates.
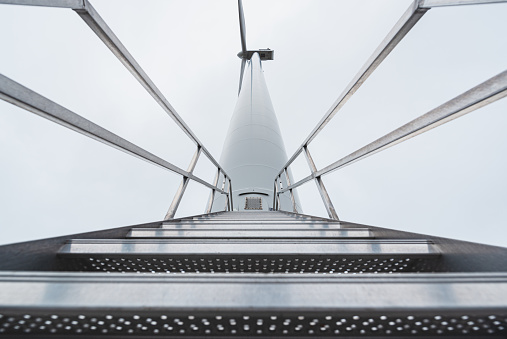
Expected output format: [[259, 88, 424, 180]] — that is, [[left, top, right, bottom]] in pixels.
[[1, 0, 507, 337], [1, 210, 506, 337]]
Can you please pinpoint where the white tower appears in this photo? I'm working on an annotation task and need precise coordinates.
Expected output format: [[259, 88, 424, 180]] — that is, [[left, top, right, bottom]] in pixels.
[[211, 53, 301, 212], [210, 0, 301, 212]]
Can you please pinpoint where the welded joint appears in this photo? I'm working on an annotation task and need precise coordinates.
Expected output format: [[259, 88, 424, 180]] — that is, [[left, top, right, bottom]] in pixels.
[[72, 0, 90, 14]]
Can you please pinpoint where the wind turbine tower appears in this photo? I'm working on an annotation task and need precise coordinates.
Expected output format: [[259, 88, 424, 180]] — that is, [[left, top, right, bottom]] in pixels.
[[0, 0, 506, 337], [211, 0, 301, 212]]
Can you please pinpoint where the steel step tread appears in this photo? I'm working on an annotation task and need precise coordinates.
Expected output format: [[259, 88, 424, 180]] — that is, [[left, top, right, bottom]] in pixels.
[[188, 220, 329, 224], [0, 272, 505, 337], [127, 228, 371, 239], [56, 239, 442, 274], [172, 219, 340, 226], [58, 239, 437, 255], [161, 222, 343, 229]]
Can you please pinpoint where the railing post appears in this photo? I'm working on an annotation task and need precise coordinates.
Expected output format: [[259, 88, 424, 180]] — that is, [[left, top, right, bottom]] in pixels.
[[272, 179, 278, 211], [227, 180, 232, 211], [276, 175, 283, 211], [228, 179, 234, 211], [164, 146, 201, 220], [303, 146, 339, 220], [219, 175, 225, 211], [223, 177, 230, 211], [284, 168, 298, 213], [205, 168, 221, 214]]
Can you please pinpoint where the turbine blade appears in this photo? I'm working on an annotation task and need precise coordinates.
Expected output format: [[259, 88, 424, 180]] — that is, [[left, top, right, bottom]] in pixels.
[[238, 0, 247, 53], [238, 58, 246, 95]]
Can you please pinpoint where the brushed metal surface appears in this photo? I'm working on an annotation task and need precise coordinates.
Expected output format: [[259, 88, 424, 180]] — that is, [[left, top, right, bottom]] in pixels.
[[127, 228, 372, 239], [0, 272, 506, 310], [162, 223, 341, 229], [420, 0, 507, 7], [0, 0, 84, 7], [59, 239, 437, 255]]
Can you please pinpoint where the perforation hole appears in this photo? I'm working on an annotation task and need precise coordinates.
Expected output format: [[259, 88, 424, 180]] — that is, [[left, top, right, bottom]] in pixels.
[[0, 313, 505, 336], [62, 256, 437, 274]]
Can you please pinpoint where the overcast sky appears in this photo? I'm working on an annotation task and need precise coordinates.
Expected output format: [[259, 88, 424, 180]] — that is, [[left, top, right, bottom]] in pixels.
[[0, 0, 506, 247]]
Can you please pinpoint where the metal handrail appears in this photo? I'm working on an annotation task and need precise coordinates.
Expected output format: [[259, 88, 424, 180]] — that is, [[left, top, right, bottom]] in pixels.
[[278, 71, 507, 195], [0, 0, 233, 219], [274, 0, 507, 219]]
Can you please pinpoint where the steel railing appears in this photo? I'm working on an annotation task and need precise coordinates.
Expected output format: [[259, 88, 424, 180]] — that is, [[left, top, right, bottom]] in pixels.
[[0, 0, 233, 219], [273, 0, 507, 219]]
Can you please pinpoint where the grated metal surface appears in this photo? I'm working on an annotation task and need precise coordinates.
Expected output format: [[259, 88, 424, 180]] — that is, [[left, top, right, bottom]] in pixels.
[[245, 197, 263, 210], [0, 312, 505, 336], [59, 255, 439, 273]]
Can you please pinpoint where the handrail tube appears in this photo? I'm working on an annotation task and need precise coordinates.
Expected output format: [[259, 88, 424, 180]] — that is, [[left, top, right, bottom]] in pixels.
[[314, 70, 507, 178], [420, 0, 507, 7], [0, 0, 230, 181], [278, 70, 507, 194], [0, 0, 84, 8], [276, 0, 428, 178], [278, 174, 312, 194], [275, 0, 506, 180], [0, 73, 228, 195], [73, 0, 229, 180]]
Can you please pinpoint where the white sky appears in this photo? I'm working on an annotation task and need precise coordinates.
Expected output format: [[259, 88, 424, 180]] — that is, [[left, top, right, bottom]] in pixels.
[[0, 0, 506, 247]]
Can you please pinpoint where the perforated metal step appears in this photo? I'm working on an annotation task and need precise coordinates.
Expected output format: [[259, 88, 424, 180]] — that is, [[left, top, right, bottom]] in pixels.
[[57, 239, 440, 273], [0, 272, 506, 337], [1, 210, 506, 338]]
